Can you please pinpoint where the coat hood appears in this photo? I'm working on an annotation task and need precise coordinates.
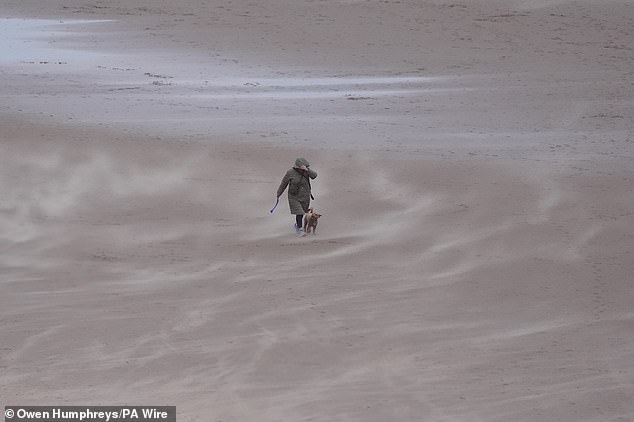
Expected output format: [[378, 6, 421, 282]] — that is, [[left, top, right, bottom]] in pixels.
[[294, 157, 310, 168]]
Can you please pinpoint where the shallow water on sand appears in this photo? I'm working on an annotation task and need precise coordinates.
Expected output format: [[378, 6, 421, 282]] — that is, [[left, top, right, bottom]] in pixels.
[[0, 18, 112, 65], [1, 14, 632, 161]]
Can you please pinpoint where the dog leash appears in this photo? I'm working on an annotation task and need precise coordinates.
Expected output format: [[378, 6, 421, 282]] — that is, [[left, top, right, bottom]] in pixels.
[[270, 197, 280, 214]]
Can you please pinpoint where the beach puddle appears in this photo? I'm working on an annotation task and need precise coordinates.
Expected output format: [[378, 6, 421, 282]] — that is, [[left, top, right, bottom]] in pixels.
[[176, 75, 456, 100], [0, 18, 113, 65]]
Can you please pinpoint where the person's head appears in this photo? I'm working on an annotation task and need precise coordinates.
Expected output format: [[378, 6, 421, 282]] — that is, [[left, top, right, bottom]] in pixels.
[[294, 157, 310, 170]]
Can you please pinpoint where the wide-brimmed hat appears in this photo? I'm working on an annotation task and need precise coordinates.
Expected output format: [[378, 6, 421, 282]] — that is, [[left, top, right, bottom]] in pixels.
[[294, 157, 310, 168]]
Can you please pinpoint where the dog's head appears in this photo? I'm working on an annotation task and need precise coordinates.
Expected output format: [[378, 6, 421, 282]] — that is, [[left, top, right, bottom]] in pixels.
[[311, 212, 322, 220]]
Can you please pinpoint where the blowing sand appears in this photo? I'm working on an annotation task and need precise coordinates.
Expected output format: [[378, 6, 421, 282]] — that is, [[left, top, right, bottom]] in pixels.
[[1, 1, 634, 421]]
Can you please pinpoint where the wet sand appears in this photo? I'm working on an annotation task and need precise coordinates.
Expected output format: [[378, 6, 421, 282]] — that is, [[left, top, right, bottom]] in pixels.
[[1, 1, 634, 421]]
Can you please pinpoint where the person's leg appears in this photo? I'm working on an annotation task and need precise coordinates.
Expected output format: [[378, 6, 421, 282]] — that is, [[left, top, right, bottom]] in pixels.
[[295, 214, 303, 231]]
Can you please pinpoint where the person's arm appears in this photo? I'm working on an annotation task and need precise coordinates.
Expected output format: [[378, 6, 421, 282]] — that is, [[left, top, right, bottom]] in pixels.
[[277, 171, 291, 198], [307, 168, 318, 179]]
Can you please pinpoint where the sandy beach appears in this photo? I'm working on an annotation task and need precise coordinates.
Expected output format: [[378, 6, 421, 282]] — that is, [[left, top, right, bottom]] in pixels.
[[2, 1, 634, 421]]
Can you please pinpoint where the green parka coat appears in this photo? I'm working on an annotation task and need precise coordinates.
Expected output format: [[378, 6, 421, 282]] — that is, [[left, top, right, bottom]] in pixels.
[[277, 158, 317, 215]]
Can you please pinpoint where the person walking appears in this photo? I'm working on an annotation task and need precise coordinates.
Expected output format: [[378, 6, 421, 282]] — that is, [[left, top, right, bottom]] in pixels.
[[276, 157, 317, 235]]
